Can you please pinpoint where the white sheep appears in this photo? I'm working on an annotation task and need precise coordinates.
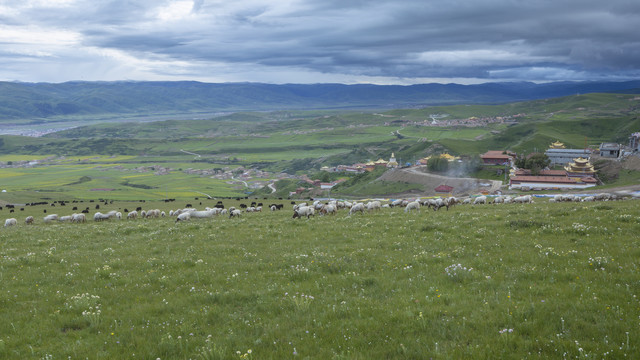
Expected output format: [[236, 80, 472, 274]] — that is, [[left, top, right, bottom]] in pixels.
[[404, 201, 421, 213], [593, 193, 606, 201], [513, 195, 533, 203], [190, 209, 215, 219], [391, 199, 404, 207], [366, 201, 382, 212], [229, 209, 242, 218], [4, 218, 17, 227], [145, 209, 161, 218], [93, 212, 111, 221], [43, 214, 59, 223], [320, 204, 337, 215], [127, 211, 138, 220], [176, 212, 191, 222], [25, 216, 34, 225], [349, 203, 365, 215], [293, 203, 308, 211], [293, 206, 315, 219], [58, 215, 73, 222], [71, 213, 86, 223], [473, 196, 487, 205]]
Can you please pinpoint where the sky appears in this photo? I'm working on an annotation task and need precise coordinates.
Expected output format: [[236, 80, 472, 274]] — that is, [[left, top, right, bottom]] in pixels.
[[1, 0, 639, 85]]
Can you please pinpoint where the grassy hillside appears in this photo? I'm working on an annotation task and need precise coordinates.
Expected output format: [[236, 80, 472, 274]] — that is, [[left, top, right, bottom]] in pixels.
[[0, 92, 639, 201], [0, 199, 639, 358]]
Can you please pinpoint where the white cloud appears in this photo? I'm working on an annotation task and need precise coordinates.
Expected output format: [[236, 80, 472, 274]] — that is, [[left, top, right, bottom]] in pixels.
[[154, 0, 195, 21]]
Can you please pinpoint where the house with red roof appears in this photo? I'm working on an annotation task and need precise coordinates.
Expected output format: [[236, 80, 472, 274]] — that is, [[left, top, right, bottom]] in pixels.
[[480, 150, 515, 165], [434, 185, 454, 193]]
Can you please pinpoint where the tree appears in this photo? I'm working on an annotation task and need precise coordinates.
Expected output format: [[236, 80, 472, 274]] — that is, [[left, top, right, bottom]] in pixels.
[[427, 155, 449, 172], [518, 153, 550, 175]]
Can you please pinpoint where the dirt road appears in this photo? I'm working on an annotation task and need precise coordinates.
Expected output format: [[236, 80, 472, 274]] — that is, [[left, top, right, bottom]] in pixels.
[[378, 166, 502, 196]]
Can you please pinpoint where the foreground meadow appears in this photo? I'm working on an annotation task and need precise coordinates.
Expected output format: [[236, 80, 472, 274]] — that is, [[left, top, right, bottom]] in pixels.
[[1, 200, 639, 359]]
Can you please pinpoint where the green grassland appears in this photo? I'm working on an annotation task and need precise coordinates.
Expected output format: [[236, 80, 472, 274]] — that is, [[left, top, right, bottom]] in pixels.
[[0, 199, 639, 359], [0, 162, 247, 201], [0, 92, 639, 201]]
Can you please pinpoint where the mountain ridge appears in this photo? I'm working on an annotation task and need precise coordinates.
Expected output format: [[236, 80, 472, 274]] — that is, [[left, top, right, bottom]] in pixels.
[[1, 80, 640, 121]]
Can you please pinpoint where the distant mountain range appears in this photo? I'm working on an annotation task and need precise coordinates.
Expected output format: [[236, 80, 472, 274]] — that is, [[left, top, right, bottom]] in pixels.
[[1, 80, 640, 121]]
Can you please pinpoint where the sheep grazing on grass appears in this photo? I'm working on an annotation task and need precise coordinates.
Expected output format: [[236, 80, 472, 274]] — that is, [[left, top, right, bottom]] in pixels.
[[189, 209, 215, 219], [404, 201, 421, 213], [58, 215, 73, 222], [366, 201, 382, 212], [145, 209, 161, 218], [513, 195, 533, 204], [293, 203, 307, 211], [473, 196, 487, 205], [293, 206, 315, 219], [4, 218, 17, 227], [391, 199, 404, 207], [425, 198, 446, 211], [320, 204, 337, 216], [43, 214, 59, 223], [229, 209, 242, 218], [25, 216, 34, 225], [348, 203, 365, 216], [176, 212, 191, 222], [71, 213, 86, 223], [93, 212, 111, 221], [127, 211, 138, 220]]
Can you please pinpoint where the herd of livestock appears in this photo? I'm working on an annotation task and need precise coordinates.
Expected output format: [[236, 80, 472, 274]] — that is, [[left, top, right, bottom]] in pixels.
[[2, 191, 635, 228]]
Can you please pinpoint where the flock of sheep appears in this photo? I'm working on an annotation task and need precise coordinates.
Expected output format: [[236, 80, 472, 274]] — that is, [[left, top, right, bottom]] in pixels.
[[2, 192, 634, 228]]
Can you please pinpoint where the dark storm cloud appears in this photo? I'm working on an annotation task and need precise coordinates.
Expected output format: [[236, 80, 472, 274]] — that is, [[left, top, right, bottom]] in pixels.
[[1, 0, 639, 83]]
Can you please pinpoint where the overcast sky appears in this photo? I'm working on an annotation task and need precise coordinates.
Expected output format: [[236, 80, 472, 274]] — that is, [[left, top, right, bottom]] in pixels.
[[1, 0, 639, 84]]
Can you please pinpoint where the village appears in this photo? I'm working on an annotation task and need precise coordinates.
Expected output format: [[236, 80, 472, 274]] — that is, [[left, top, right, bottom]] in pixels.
[[1, 132, 640, 197]]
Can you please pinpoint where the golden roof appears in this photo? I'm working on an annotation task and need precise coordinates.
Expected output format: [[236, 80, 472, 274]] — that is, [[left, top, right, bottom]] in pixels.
[[565, 157, 595, 173], [550, 140, 566, 149], [440, 153, 460, 161]]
